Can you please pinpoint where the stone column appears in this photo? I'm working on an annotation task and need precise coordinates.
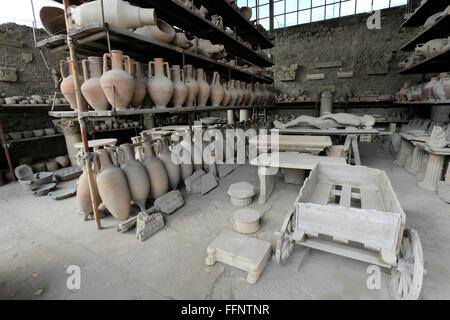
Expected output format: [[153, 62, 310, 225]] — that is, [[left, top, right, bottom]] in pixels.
[[406, 146, 425, 175], [394, 137, 413, 166], [418, 153, 444, 192], [53, 119, 81, 167], [416, 153, 428, 181]]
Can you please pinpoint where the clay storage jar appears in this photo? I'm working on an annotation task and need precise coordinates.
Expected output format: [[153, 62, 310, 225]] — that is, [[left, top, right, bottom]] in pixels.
[[148, 58, 174, 108], [76, 161, 101, 217], [173, 132, 193, 181], [81, 56, 109, 111], [120, 143, 150, 212], [196, 68, 210, 107], [142, 142, 169, 199], [100, 50, 135, 110], [261, 83, 270, 105], [247, 83, 256, 106], [157, 139, 181, 190], [60, 58, 88, 111], [171, 65, 188, 108], [241, 81, 250, 106], [235, 80, 244, 106], [254, 82, 264, 105], [184, 64, 199, 107], [96, 149, 131, 221], [210, 72, 225, 107], [130, 60, 147, 108], [229, 80, 238, 106], [222, 82, 231, 106]]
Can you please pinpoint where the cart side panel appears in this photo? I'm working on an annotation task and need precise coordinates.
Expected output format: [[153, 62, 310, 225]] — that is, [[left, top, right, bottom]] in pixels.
[[295, 163, 319, 204], [295, 203, 403, 252], [316, 164, 381, 189]]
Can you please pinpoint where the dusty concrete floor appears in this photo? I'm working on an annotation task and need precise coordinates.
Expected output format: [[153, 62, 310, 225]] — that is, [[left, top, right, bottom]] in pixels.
[[0, 143, 449, 300]]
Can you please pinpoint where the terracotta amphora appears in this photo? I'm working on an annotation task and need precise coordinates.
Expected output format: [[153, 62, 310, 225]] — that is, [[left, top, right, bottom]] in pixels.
[[229, 80, 238, 106], [262, 83, 270, 105], [210, 72, 225, 107], [76, 161, 101, 217], [81, 56, 109, 111], [142, 142, 169, 199], [100, 50, 135, 110], [120, 143, 150, 212], [171, 65, 188, 108], [235, 80, 244, 106], [443, 75, 450, 99], [184, 64, 199, 107], [254, 82, 264, 105], [157, 140, 181, 190], [148, 58, 174, 108], [173, 133, 193, 181], [196, 68, 210, 107], [191, 140, 203, 171], [247, 83, 256, 106], [96, 149, 131, 221], [241, 81, 250, 105], [135, 19, 175, 44], [222, 82, 231, 106], [267, 84, 275, 104], [130, 60, 147, 108], [60, 58, 87, 111]]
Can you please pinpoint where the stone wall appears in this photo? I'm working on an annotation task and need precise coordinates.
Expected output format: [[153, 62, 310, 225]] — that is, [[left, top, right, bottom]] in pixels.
[[269, 6, 423, 102]]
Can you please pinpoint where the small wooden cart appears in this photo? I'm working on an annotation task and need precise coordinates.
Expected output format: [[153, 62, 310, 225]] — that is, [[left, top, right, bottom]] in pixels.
[[275, 163, 424, 300]]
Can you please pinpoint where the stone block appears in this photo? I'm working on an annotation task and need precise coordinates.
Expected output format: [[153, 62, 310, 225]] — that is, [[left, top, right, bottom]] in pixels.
[[306, 73, 325, 80], [314, 61, 342, 68], [201, 172, 218, 195], [185, 169, 205, 193], [228, 181, 255, 206], [154, 190, 184, 214], [337, 71, 354, 78], [136, 212, 165, 241], [0, 67, 17, 82]]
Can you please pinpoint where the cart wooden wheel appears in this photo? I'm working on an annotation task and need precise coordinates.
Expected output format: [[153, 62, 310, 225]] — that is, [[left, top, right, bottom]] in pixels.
[[275, 210, 295, 265], [389, 228, 424, 300]]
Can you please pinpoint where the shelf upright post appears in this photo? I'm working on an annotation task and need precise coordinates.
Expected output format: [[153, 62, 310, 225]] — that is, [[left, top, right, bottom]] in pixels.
[[62, 0, 102, 230], [0, 120, 15, 182], [100, 0, 112, 54]]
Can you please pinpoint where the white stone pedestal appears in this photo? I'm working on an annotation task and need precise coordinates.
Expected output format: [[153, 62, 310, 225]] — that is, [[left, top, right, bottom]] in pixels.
[[418, 153, 444, 192], [394, 137, 413, 166]]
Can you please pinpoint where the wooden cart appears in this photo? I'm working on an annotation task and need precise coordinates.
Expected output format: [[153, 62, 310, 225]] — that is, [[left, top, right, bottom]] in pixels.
[[275, 163, 424, 300]]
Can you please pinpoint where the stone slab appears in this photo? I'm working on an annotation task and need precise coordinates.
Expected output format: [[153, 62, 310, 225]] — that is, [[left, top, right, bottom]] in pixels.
[[201, 172, 218, 195], [306, 73, 325, 80], [314, 61, 342, 68], [337, 71, 354, 78], [0, 67, 17, 82], [136, 212, 165, 241], [154, 190, 184, 214], [205, 230, 271, 284], [249, 135, 332, 154], [250, 152, 346, 170], [217, 164, 235, 178], [185, 169, 205, 193]]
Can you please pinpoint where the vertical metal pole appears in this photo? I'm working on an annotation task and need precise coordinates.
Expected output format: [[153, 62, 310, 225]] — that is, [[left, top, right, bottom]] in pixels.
[[0, 120, 15, 182], [62, 0, 102, 230]]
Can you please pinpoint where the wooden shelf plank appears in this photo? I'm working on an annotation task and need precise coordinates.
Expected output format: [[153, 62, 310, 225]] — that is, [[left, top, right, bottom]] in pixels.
[[7, 134, 64, 144], [400, 0, 450, 28], [398, 49, 450, 74]]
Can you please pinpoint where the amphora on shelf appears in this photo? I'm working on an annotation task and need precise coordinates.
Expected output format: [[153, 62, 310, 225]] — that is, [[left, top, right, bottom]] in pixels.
[[254, 82, 264, 105], [229, 80, 238, 106], [100, 50, 135, 110], [171, 65, 188, 108], [222, 82, 231, 106], [142, 142, 169, 199], [96, 149, 131, 221], [415, 38, 448, 58], [157, 140, 181, 190], [240, 81, 250, 106], [235, 80, 244, 106], [76, 161, 101, 217], [247, 83, 256, 106], [120, 143, 150, 212], [130, 60, 147, 108], [81, 56, 109, 111], [210, 72, 225, 107], [148, 58, 174, 108], [184, 64, 199, 107], [135, 19, 175, 44], [60, 58, 87, 111], [196, 68, 210, 107]]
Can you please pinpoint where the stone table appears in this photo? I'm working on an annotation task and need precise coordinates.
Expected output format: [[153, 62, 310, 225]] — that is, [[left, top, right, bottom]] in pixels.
[[248, 134, 332, 155], [394, 132, 429, 166], [250, 152, 346, 204], [74, 138, 118, 152]]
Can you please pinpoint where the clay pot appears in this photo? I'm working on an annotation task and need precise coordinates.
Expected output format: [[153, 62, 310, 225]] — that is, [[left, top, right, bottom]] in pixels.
[[100, 50, 135, 110], [267, 85, 275, 104], [443, 75, 450, 99], [142, 142, 169, 199], [32, 129, 44, 137], [157, 140, 181, 190], [55, 156, 69, 168], [23, 131, 33, 138], [262, 83, 270, 105], [76, 163, 101, 216], [8, 132, 22, 140], [433, 74, 448, 101], [196, 68, 210, 107], [120, 143, 150, 212], [222, 82, 231, 106], [247, 83, 256, 106], [174, 135, 193, 181], [44, 128, 56, 135], [40, 6, 66, 35], [229, 80, 238, 106], [81, 56, 109, 111], [191, 39, 225, 59], [147, 58, 174, 108], [96, 149, 131, 221], [235, 80, 244, 106], [130, 61, 147, 108], [135, 19, 175, 43], [415, 38, 448, 57], [45, 160, 59, 172], [71, 0, 156, 29], [210, 72, 225, 107], [254, 82, 264, 105], [60, 58, 87, 111], [172, 32, 192, 48], [240, 7, 252, 21], [171, 65, 188, 108], [240, 81, 250, 106], [424, 78, 439, 100], [184, 65, 199, 107]]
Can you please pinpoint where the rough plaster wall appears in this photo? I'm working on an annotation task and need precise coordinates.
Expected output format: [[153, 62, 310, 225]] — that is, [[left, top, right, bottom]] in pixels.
[[269, 7, 423, 101], [0, 23, 66, 97]]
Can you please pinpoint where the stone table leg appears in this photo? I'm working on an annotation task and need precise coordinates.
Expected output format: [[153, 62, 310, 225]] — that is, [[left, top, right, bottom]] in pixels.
[[416, 153, 428, 181], [394, 137, 413, 166], [284, 168, 305, 185], [418, 153, 444, 192], [407, 146, 424, 175], [258, 166, 279, 204], [53, 119, 81, 167]]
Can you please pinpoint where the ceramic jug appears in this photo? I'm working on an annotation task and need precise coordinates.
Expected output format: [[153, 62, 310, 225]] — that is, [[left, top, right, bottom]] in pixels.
[[96, 149, 131, 221], [240, 81, 250, 105], [433, 74, 448, 101], [184, 64, 199, 107], [424, 78, 438, 100], [267, 85, 275, 104], [81, 56, 109, 111], [235, 80, 244, 106], [443, 75, 450, 99], [120, 143, 150, 212], [135, 19, 175, 44], [254, 82, 264, 105], [157, 140, 181, 190], [148, 58, 174, 108], [415, 38, 447, 58], [210, 72, 225, 107], [247, 83, 256, 106], [100, 50, 135, 110], [60, 58, 87, 111], [262, 83, 270, 105], [222, 82, 231, 106], [173, 133, 193, 181], [196, 68, 210, 107], [171, 65, 188, 108], [130, 60, 147, 108], [172, 32, 192, 49], [76, 161, 101, 217], [142, 142, 169, 199], [229, 80, 238, 106]]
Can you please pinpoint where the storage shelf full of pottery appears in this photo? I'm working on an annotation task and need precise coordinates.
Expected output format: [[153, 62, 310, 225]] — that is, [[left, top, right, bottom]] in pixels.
[[398, 1, 450, 74]]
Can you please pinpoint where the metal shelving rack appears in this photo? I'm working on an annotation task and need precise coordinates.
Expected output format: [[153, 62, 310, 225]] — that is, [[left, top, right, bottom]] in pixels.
[[41, 0, 274, 230]]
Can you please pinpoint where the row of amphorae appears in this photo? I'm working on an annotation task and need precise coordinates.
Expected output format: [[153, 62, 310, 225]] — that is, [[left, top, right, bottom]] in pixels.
[[61, 49, 274, 111]]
